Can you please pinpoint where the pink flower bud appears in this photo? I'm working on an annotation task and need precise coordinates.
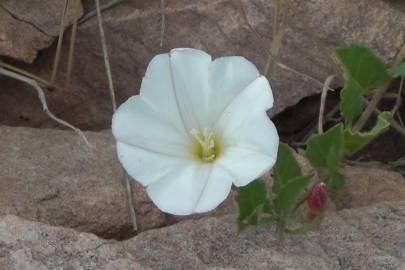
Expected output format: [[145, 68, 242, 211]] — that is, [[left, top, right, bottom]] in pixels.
[[308, 182, 327, 218]]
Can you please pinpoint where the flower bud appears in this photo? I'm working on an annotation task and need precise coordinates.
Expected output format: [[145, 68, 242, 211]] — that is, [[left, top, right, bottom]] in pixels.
[[308, 182, 327, 219]]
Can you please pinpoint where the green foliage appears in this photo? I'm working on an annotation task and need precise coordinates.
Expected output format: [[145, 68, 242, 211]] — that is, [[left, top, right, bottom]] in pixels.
[[388, 62, 405, 78], [305, 124, 344, 170], [272, 143, 302, 194], [336, 44, 391, 90], [344, 112, 391, 155], [274, 176, 310, 218], [337, 44, 392, 124], [340, 79, 364, 124], [329, 172, 345, 190], [235, 44, 395, 236], [236, 179, 269, 232], [305, 124, 344, 189], [272, 143, 309, 221]]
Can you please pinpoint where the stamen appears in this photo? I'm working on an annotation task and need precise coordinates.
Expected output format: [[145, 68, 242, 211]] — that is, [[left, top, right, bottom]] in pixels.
[[190, 128, 218, 162]]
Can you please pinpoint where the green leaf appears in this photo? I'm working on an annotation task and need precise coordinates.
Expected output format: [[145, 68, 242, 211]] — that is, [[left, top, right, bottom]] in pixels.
[[388, 62, 405, 78], [236, 179, 269, 232], [305, 124, 344, 172], [340, 79, 364, 124], [274, 176, 310, 218], [336, 44, 391, 91], [272, 143, 303, 194], [329, 172, 345, 190], [344, 112, 391, 155]]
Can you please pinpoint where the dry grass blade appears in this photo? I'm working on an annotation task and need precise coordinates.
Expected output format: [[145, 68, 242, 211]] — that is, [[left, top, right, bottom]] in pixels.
[[0, 68, 90, 146], [0, 61, 61, 90], [318, 75, 335, 134], [94, 0, 137, 232], [65, 0, 81, 90], [282, 0, 343, 84], [78, 0, 125, 25], [51, 0, 69, 84], [160, 0, 165, 47]]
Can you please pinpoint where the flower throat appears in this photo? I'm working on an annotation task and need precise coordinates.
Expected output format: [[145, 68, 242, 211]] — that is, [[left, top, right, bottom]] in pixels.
[[190, 128, 222, 163]]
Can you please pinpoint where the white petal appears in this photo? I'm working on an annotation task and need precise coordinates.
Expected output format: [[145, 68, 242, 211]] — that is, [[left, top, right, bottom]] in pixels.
[[116, 142, 190, 186], [206, 56, 260, 126], [169, 48, 212, 130], [194, 165, 233, 213], [217, 146, 277, 187], [112, 96, 190, 157], [146, 163, 211, 215], [213, 75, 279, 187], [222, 112, 279, 159], [214, 76, 274, 131], [140, 53, 188, 137]]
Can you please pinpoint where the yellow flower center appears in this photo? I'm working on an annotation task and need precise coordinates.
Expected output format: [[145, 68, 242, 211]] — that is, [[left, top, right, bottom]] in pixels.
[[190, 128, 222, 163]]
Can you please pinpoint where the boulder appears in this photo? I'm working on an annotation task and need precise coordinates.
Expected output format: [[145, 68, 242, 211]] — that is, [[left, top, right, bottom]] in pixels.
[[0, 0, 404, 129], [1, 125, 404, 239], [0, 201, 404, 269], [0, 125, 166, 239], [0, 0, 83, 63]]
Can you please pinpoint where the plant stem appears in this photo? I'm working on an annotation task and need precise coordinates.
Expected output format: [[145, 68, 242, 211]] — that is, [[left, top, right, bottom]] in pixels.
[[318, 75, 335, 134], [78, 0, 125, 25], [0, 68, 90, 146], [65, 0, 81, 90], [0, 61, 61, 90], [391, 77, 403, 116], [51, 0, 69, 85], [353, 42, 405, 132], [264, 0, 283, 76], [363, 98, 405, 138], [95, 0, 117, 111], [160, 0, 165, 47], [95, 0, 137, 232]]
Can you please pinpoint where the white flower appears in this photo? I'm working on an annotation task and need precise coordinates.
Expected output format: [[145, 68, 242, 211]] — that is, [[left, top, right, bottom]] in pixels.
[[112, 48, 279, 215]]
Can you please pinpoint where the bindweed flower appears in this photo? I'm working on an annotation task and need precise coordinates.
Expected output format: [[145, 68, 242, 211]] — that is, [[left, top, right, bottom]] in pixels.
[[308, 182, 327, 219], [112, 48, 279, 215]]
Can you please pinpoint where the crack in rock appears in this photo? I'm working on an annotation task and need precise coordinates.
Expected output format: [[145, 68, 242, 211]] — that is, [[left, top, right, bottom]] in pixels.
[[0, 4, 52, 37]]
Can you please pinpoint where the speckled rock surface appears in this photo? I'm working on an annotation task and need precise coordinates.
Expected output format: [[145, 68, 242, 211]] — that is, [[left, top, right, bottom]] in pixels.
[[0, 125, 166, 239], [0, 0, 83, 63], [1, 125, 405, 240], [0, 201, 404, 269], [0, 0, 403, 129]]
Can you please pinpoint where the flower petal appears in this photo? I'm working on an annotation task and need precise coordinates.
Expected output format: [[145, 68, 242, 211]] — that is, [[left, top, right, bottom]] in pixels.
[[112, 96, 190, 157], [116, 142, 190, 186], [194, 165, 233, 213], [146, 163, 232, 215], [169, 48, 212, 130], [146, 163, 210, 215], [214, 76, 279, 187], [217, 145, 276, 187], [214, 75, 274, 130], [140, 53, 188, 137], [207, 56, 260, 125], [222, 112, 279, 159]]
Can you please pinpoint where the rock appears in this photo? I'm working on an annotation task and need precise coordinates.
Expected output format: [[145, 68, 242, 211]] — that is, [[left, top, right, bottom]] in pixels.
[[1, 125, 404, 239], [1, 201, 405, 269], [0, 0, 83, 63], [1, 0, 404, 129], [337, 166, 405, 209], [0, 215, 144, 270], [0, 125, 166, 239]]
